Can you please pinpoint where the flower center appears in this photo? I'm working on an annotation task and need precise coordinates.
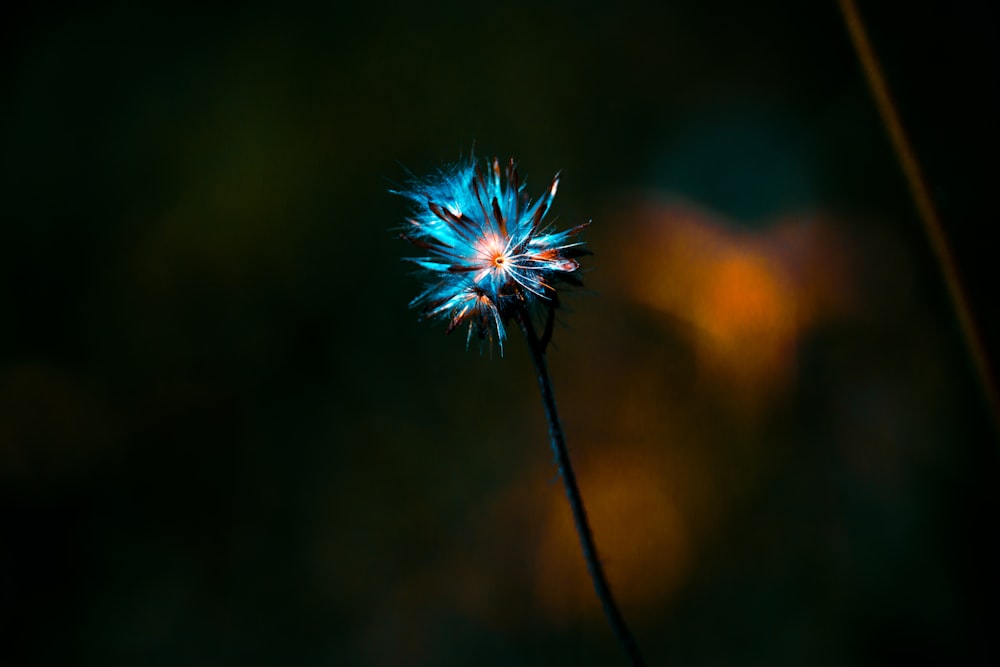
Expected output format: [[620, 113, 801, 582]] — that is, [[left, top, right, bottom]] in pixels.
[[476, 233, 511, 276]]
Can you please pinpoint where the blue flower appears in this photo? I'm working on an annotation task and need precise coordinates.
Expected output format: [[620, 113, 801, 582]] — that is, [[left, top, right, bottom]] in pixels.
[[398, 156, 588, 352]]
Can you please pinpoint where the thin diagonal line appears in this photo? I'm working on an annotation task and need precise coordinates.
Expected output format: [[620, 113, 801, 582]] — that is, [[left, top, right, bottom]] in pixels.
[[839, 0, 1000, 436]]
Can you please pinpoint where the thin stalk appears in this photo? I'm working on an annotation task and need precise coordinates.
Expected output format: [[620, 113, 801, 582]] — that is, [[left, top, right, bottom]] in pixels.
[[838, 0, 1000, 436], [515, 306, 646, 667]]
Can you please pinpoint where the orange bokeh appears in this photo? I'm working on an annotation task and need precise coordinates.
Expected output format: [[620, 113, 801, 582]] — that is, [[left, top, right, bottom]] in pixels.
[[612, 198, 851, 409], [533, 447, 692, 623]]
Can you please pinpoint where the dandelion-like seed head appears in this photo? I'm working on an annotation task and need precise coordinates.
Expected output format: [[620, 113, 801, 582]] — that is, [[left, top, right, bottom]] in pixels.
[[397, 156, 589, 352]]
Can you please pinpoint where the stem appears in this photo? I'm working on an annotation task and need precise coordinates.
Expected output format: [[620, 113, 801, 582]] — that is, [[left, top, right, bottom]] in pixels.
[[515, 306, 646, 667], [838, 0, 1000, 436]]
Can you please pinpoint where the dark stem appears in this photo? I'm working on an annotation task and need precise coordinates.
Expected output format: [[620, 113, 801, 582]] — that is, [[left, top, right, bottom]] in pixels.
[[515, 306, 646, 667], [539, 299, 557, 352]]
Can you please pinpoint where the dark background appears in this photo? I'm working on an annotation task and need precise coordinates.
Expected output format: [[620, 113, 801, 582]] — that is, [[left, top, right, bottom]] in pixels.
[[2, 1, 998, 665]]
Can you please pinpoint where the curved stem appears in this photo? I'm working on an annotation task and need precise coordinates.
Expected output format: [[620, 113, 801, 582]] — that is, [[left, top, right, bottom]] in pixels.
[[515, 306, 646, 666]]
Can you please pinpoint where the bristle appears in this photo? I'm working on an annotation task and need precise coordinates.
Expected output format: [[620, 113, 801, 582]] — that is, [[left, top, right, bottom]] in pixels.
[[492, 196, 506, 236]]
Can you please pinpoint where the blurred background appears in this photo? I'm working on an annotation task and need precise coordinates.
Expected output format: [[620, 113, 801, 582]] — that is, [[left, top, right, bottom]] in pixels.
[[2, 1, 999, 664]]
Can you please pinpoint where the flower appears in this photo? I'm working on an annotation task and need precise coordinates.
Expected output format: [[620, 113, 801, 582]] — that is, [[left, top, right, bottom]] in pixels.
[[398, 156, 588, 352]]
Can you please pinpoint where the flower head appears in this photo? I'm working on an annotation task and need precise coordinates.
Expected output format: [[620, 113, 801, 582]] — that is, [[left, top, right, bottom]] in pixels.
[[398, 156, 588, 352]]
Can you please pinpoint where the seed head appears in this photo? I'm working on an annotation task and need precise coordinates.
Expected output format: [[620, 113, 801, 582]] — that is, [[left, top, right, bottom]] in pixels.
[[398, 156, 588, 352]]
